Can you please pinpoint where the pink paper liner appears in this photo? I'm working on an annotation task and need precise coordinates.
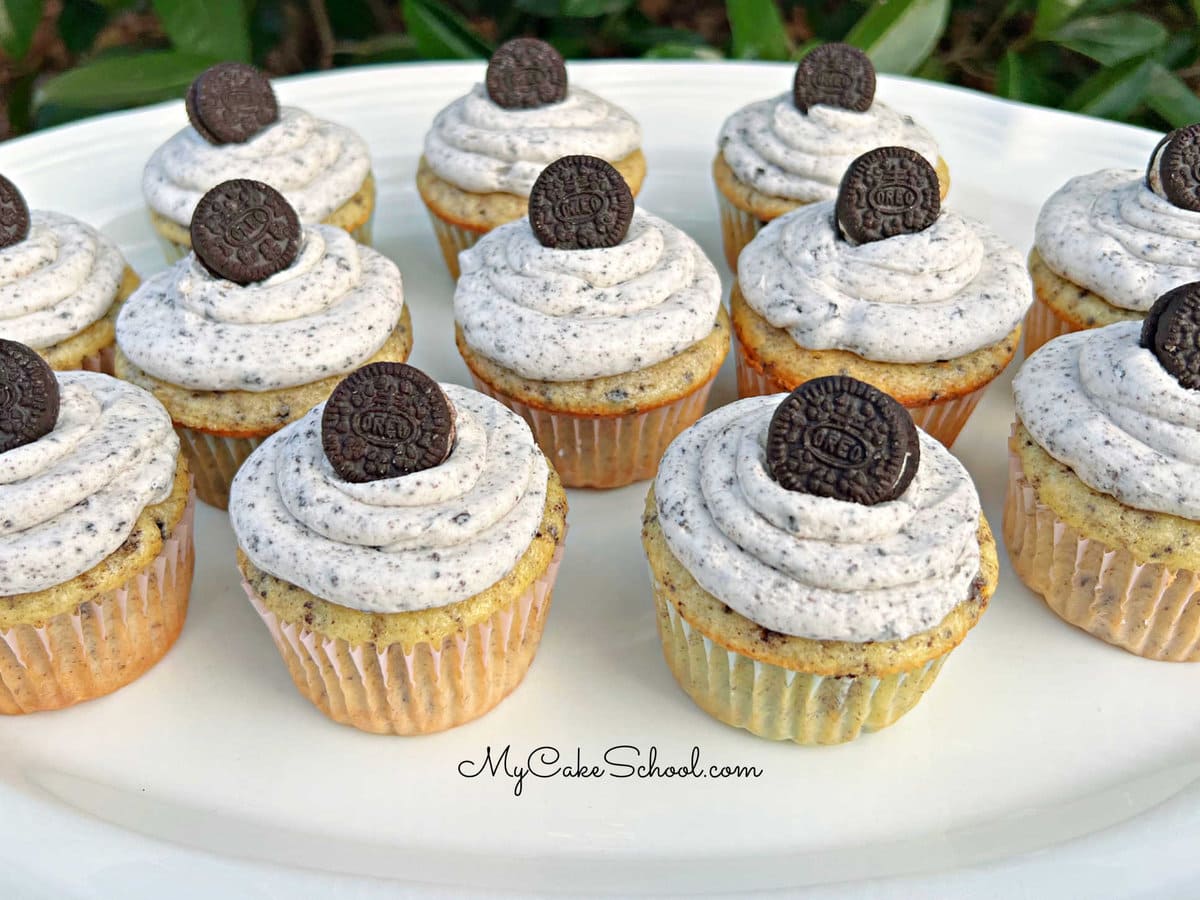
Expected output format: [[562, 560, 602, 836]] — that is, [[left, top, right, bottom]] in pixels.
[[467, 375, 715, 489], [1004, 432, 1200, 661], [175, 426, 268, 510], [244, 542, 566, 734], [0, 488, 196, 714], [1023, 294, 1080, 357], [423, 206, 486, 280], [733, 334, 987, 448]]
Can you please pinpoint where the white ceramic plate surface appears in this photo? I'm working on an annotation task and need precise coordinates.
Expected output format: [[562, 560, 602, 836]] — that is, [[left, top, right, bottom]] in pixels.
[[0, 62, 1193, 900]]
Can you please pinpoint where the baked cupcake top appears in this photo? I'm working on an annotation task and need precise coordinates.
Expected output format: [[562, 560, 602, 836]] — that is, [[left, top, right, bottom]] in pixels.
[[229, 364, 550, 613], [738, 146, 1031, 363], [654, 378, 982, 642], [143, 63, 370, 228], [718, 44, 940, 203], [455, 156, 719, 381], [1034, 125, 1200, 312], [0, 175, 126, 350], [117, 181, 404, 393], [423, 38, 641, 197], [1014, 282, 1200, 519], [0, 341, 178, 595]]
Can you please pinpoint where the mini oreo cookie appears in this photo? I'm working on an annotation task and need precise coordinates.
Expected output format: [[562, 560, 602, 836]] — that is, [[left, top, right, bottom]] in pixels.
[[486, 37, 568, 110], [528, 155, 634, 250], [190, 179, 301, 285], [1140, 282, 1200, 390], [0, 174, 30, 250], [0, 339, 59, 455], [186, 62, 278, 145], [322, 363, 457, 483], [1156, 124, 1200, 212], [835, 146, 940, 245], [793, 43, 876, 114], [766, 376, 919, 506]]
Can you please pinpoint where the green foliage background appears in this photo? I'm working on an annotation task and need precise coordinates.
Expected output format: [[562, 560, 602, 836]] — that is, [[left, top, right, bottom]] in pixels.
[[0, 0, 1197, 138]]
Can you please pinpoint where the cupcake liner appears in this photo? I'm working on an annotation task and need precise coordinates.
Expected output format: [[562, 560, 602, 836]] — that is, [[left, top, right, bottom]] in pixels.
[[1023, 294, 1082, 357], [468, 375, 715, 489], [155, 210, 376, 266], [244, 543, 565, 735], [650, 580, 949, 745], [78, 344, 116, 377], [1004, 438, 1200, 661], [423, 207, 485, 280], [733, 336, 987, 448], [0, 489, 196, 714], [175, 426, 268, 510], [714, 186, 770, 273]]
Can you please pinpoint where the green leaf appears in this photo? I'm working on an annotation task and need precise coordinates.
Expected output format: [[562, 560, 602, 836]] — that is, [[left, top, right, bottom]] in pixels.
[[0, 0, 43, 60], [334, 33, 421, 65], [844, 0, 950, 75], [727, 0, 791, 60], [33, 50, 218, 112], [1065, 55, 1153, 119], [402, 0, 492, 58], [1033, 0, 1087, 36], [152, 0, 249, 62], [995, 48, 1057, 105], [515, 0, 634, 16], [58, 0, 108, 54], [327, 0, 377, 40], [642, 42, 723, 59], [1049, 12, 1166, 66], [1145, 62, 1200, 128]]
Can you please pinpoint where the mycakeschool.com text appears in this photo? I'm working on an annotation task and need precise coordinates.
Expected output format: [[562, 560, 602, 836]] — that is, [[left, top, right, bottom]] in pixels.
[[457, 745, 764, 796]]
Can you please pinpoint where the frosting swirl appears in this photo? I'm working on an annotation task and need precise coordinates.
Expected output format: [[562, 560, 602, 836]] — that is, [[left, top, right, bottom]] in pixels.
[[116, 225, 404, 392], [424, 84, 641, 196], [654, 395, 981, 641], [0, 212, 125, 349], [229, 385, 549, 612], [1014, 322, 1200, 518], [0, 372, 178, 595], [1035, 169, 1200, 311], [738, 201, 1032, 362], [455, 209, 721, 381], [142, 107, 371, 227], [718, 93, 940, 202]]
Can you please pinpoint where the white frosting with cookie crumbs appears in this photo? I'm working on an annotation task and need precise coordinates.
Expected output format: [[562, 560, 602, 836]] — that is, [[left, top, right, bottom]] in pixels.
[[423, 84, 642, 196], [0, 372, 179, 595], [229, 384, 550, 612], [1035, 169, 1200, 311], [718, 92, 940, 202], [737, 200, 1032, 362], [142, 107, 371, 227], [116, 225, 404, 392], [454, 208, 721, 381], [654, 395, 982, 642], [1014, 322, 1200, 519], [0, 212, 126, 349]]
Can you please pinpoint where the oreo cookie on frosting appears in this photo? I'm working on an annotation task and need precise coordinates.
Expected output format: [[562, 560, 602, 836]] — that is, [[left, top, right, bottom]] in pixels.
[[528, 155, 634, 250], [766, 376, 919, 506], [0, 173, 30, 250], [1141, 281, 1200, 390], [186, 62, 278, 145], [190, 179, 301, 285], [793, 43, 876, 114], [0, 339, 59, 455], [486, 37, 568, 110], [322, 363, 457, 483], [835, 146, 941, 245], [1151, 124, 1200, 212]]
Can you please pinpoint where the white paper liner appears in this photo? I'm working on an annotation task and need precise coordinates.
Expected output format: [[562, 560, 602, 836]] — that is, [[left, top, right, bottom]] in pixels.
[[1023, 293, 1081, 357], [714, 186, 772, 273], [175, 426, 268, 511], [424, 208, 485, 280]]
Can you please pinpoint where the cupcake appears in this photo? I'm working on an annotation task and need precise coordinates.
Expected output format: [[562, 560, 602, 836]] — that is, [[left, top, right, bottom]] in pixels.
[[714, 43, 949, 272], [115, 180, 411, 510], [454, 155, 728, 489], [230, 362, 567, 734], [417, 38, 644, 278], [1007, 282, 1200, 660], [732, 146, 1031, 447], [643, 376, 996, 744], [0, 174, 139, 374], [1026, 123, 1200, 355], [0, 339, 194, 714], [143, 62, 374, 263]]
